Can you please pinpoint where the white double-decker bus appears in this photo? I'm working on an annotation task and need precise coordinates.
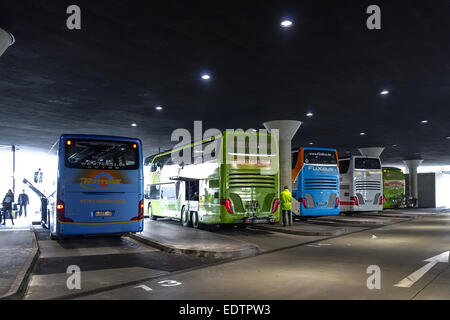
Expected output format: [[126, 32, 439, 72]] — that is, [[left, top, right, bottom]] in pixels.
[[338, 156, 383, 212]]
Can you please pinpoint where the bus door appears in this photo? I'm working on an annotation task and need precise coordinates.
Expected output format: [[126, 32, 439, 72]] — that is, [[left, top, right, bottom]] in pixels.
[[185, 179, 199, 213]]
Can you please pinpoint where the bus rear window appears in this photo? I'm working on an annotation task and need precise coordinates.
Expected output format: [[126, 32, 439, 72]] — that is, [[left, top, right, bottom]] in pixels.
[[355, 158, 381, 169], [65, 139, 140, 170], [303, 150, 337, 165]]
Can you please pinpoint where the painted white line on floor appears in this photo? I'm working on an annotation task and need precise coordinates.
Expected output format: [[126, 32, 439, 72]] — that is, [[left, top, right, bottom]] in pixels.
[[0, 228, 30, 232], [134, 285, 152, 292], [394, 251, 449, 288]]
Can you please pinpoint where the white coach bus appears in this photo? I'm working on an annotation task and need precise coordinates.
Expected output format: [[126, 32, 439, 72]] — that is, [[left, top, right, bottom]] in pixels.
[[338, 156, 383, 212]]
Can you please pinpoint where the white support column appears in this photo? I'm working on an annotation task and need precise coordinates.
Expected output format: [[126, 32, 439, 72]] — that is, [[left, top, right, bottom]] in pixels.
[[403, 159, 423, 208], [263, 120, 302, 192], [358, 147, 385, 157], [0, 28, 15, 57]]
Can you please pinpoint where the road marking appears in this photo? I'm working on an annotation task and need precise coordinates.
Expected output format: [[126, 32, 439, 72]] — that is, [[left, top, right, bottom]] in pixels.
[[134, 285, 152, 292], [158, 280, 182, 287], [394, 251, 449, 288]]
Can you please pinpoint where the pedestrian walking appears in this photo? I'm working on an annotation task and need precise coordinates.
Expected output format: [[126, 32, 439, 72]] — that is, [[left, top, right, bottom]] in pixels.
[[2, 189, 15, 225], [18, 189, 30, 218], [280, 186, 293, 227]]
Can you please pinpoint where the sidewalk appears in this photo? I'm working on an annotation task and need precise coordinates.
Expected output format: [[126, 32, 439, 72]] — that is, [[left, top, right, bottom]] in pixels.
[[128, 220, 260, 259], [0, 219, 39, 299]]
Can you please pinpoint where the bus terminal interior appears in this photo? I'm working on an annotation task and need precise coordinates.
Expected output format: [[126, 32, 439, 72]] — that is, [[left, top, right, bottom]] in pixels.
[[1, 0, 450, 306]]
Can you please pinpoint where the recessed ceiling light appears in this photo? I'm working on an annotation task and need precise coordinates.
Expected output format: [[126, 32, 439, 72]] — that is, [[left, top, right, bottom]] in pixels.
[[155, 105, 163, 110], [201, 74, 211, 80], [309, 142, 314, 145], [280, 20, 293, 28], [446, 136, 450, 140], [131, 123, 137, 127], [306, 112, 313, 117], [380, 90, 389, 95], [392, 144, 397, 147], [360, 132, 366, 136], [421, 120, 428, 124]]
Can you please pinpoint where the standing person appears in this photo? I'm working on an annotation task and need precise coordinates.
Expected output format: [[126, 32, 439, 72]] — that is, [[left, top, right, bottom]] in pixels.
[[18, 189, 29, 218], [280, 186, 292, 227], [2, 189, 14, 225], [34, 169, 39, 183]]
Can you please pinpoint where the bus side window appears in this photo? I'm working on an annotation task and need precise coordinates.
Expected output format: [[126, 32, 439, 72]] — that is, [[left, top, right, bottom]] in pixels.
[[291, 151, 299, 169], [149, 185, 161, 200], [339, 160, 350, 174], [145, 185, 150, 199], [161, 184, 176, 200]]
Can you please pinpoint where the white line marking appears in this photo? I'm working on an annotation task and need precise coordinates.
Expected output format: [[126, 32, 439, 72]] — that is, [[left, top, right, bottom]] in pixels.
[[134, 285, 152, 292], [394, 251, 449, 288]]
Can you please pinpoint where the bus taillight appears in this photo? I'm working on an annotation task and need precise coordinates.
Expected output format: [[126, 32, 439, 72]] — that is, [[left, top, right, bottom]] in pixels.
[[56, 201, 74, 222], [350, 196, 359, 206], [334, 197, 340, 209], [131, 200, 144, 221], [271, 198, 280, 213], [299, 197, 308, 209], [220, 199, 234, 214]]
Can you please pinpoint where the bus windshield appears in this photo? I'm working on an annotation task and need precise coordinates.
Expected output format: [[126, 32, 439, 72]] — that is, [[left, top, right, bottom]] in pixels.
[[355, 158, 381, 169], [303, 150, 337, 165], [65, 139, 140, 170]]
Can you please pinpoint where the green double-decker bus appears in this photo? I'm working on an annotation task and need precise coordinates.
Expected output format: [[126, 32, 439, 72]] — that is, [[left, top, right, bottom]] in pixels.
[[143, 130, 280, 228], [382, 167, 406, 209]]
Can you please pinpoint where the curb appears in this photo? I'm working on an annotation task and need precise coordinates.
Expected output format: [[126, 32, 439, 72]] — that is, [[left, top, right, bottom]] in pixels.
[[357, 213, 418, 219], [126, 233, 260, 259], [0, 228, 40, 300], [251, 224, 348, 237]]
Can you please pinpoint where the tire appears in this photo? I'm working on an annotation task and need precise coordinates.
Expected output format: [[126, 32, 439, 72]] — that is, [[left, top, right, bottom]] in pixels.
[[181, 206, 190, 227], [191, 211, 199, 229], [149, 204, 157, 220]]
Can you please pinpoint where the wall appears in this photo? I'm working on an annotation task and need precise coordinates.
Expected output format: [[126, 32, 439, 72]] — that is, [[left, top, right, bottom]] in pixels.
[[417, 173, 436, 208]]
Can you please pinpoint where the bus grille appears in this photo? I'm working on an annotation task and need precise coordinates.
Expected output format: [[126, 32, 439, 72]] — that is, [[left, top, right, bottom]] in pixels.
[[355, 180, 381, 191], [304, 178, 337, 190], [228, 173, 276, 189]]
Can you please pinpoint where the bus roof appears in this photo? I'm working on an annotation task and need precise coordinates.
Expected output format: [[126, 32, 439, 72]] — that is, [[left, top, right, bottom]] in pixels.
[[339, 155, 381, 161], [60, 134, 142, 144], [300, 147, 337, 152]]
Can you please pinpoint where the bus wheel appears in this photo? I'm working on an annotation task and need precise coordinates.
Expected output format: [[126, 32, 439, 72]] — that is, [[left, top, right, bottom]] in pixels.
[[181, 206, 190, 227], [191, 211, 199, 229]]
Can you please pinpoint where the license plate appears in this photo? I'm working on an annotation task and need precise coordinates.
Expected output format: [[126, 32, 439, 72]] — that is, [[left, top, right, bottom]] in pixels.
[[94, 210, 114, 217], [317, 201, 326, 206], [246, 218, 267, 224]]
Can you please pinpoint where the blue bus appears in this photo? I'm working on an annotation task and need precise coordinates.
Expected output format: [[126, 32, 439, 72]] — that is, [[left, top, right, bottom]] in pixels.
[[49, 134, 144, 239], [291, 147, 340, 217]]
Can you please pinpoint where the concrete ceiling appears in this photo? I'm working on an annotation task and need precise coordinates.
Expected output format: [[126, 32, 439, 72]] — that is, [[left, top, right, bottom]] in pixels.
[[0, 0, 449, 165]]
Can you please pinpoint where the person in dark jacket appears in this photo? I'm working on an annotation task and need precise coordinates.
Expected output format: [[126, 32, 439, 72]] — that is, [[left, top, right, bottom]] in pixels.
[[18, 190, 29, 218], [2, 189, 14, 225]]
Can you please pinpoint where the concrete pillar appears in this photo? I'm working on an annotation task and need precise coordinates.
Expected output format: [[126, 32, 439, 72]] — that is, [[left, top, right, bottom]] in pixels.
[[358, 147, 385, 157], [0, 28, 15, 57], [263, 120, 302, 192], [403, 159, 423, 207]]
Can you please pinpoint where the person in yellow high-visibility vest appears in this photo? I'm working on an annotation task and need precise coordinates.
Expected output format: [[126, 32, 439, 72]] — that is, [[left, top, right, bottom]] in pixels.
[[280, 186, 292, 226]]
